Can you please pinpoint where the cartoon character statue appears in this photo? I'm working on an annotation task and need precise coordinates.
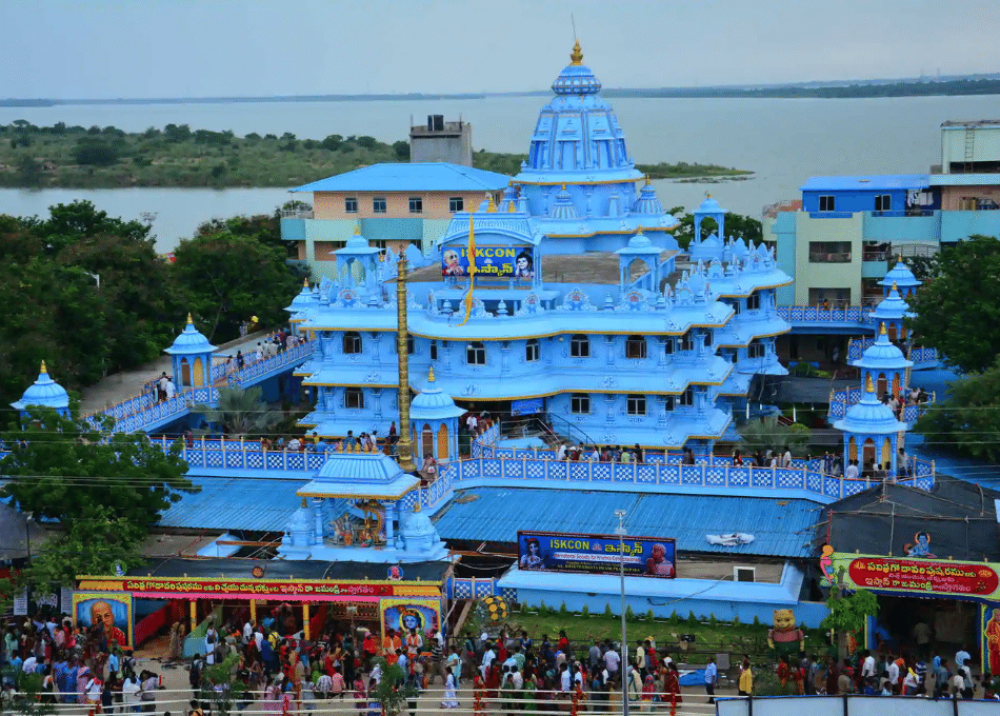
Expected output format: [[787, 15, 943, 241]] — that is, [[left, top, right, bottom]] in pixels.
[[819, 545, 836, 586], [768, 609, 805, 657]]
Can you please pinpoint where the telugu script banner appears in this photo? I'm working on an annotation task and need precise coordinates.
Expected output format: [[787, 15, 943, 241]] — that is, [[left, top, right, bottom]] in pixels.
[[517, 531, 676, 579], [77, 578, 440, 599], [835, 553, 1000, 599]]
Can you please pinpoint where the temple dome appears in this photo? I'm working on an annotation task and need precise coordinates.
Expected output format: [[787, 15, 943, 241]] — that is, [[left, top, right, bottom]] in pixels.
[[689, 232, 724, 263], [288, 278, 315, 312], [696, 195, 725, 214], [550, 185, 579, 219], [411, 368, 466, 420], [879, 260, 922, 291], [631, 181, 664, 215], [870, 283, 911, 322], [165, 315, 217, 356], [316, 451, 405, 482], [288, 499, 314, 534], [833, 378, 907, 435], [853, 324, 912, 371], [551, 40, 602, 96], [401, 503, 437, 539], [11, 362, 69, 412]]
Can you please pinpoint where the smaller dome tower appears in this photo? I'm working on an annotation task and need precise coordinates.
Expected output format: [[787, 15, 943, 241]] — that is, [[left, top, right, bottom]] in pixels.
[[164, 314, 217, 391], [12, 361, 70, 419]]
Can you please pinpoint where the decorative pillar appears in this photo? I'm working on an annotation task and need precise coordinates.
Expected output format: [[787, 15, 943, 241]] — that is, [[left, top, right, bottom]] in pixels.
[[190, 600, 197, 632], [384, 502, 396, 549], [303, 603, 311, 640], [395, 256, 417, 472], [605, 336, 616, 366], [312, 497, 325, 545], [499, 341, 510, 376], [250, 601, 257, 623]]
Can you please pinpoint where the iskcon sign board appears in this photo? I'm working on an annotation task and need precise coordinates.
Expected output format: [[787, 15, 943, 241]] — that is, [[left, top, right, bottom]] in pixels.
[[517, 531, 676, 578], [441, 245, 534, 279]]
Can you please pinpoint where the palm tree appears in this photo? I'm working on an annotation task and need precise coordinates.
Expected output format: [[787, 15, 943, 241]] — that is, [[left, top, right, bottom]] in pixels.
[[193, 386, 280, 437], [737, 416, 811, 456]]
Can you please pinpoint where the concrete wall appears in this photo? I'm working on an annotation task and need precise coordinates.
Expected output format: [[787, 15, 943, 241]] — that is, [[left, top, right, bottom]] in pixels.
[[411, 127, 473, 166], [793, 212, 863, 305], [719, 696, 999, 716], [770, 214, 797, 306], [862, 212, 942, 242], [940, 209, 1000, 242], [802, 188, 910, 214]]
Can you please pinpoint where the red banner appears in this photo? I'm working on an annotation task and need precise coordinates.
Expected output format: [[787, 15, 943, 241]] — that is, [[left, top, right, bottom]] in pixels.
[[848, 557, 999, 596], [76, 578, 440, 599]]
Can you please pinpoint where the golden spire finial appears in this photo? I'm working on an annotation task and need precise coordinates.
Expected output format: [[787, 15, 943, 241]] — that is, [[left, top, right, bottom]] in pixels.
[[186, 312, 193, 325], [644, 174, 651, 186], [879, 322, 887, 336], [507, 200, 517, 213], [40, 360, 47, 374], [353, 225, 361, 235], [428, 366, 436, 383], [561, 183, 567, 191], [413, 502, 422, 513], [897, 252, 903, 263], [486, 193, 497, 213], [865, 373, 875, 393], [706, 192, 712, 199], [891, 280, 899, 293], [570, 39, 583, 66], [303, 277, 310, 288]]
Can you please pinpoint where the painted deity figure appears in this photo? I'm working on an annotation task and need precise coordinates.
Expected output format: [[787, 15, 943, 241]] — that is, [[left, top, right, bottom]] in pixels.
[[768, 609, 805, 658], [986, 608, 1000, 675]]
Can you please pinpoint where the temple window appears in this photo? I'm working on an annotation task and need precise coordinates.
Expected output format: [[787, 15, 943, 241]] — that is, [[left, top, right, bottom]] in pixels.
[[343, 331, 363, 355], [747, 341, 766, 359], [345, 388, 364, 409], [345, 197, 358, 213], [625, 335, 647, 359], [430, 340, 438, 360], [449, 197, 464, 213], [663, 338, 675, 355], [570, 393, 591, 414], [819, 195, 836, 212], [679, 332, 694, 352], [626, 394, 647, 416], [746, 293, 761, 311], [408, 197, 423, 214], [525, 338, 540, 362], [373, 197, 387, 214], [466, 341, 486, 365], [570, 334, 590, 358], [678, 387, 694, 406]]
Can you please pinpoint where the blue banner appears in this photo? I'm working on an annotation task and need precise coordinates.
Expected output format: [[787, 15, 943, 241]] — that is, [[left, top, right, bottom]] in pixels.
[[517, 531, 676, 579], [441, 245, 534, 279], [511, 398, 544, 416]]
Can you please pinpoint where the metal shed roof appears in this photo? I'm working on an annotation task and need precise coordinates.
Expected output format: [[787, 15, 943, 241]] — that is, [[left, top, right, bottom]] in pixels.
[[291, 162, 510, 193], [433, 487, 819, 558]]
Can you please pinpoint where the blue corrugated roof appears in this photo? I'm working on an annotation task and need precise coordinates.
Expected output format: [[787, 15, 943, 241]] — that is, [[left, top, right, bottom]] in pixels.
[[159, 477, 331, 533], [291, 163, 511, 193], [800, 174, 929, 191], [433, 487, 819, 557]]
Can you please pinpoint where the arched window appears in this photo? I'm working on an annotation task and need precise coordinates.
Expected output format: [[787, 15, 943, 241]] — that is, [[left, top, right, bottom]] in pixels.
[[345, 388, 364, 409], [625, 335, 647, 359], [466, 341, 486, 365], [343, 331, 362, 355], [525, 338, 540, 362], [570, 393, 590, 414], [626, 394, 646, 416], [570, 334, 590, 358]]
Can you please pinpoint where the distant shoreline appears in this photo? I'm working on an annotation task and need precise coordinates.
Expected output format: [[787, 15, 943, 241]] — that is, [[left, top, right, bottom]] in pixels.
[[4, 75, 1000, 107]]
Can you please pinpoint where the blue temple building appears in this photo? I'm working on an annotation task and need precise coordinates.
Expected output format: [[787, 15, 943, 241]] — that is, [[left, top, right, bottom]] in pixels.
[[287, 41, 792, 453]]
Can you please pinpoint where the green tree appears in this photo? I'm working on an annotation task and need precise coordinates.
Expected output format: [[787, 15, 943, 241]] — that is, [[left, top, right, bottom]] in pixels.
[[172, 232, 301, 341], [737, 416, 811, 455], [1, 409, 195, 528], [668, 205, 763, 250], [392, 140, 410, 160], [908, 236, 1000, 373], [199, 653, 248, 716], [821, 576, 879, 658], [74, 138, 119, 166], [194, 386, 281, 437], [321, 134, 343, 151], [914, 357, 1000, 462], [370, 658, 417, 716]]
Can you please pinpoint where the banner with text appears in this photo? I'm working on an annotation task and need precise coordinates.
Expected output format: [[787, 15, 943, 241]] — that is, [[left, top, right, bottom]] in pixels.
[[517, 531, 676, 578], [831, 552, 1000, 600], [441, 245, 534, 279]]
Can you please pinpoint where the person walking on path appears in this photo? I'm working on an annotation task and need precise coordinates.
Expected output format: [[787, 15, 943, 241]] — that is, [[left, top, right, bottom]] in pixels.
[[705, 656, 718, 703]]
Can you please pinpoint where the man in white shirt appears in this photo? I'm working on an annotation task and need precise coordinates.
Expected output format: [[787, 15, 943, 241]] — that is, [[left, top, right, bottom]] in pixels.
[[782, 449, 792, 467], [887, 655, 900, 686], [846, 460, 859, 479], [559, 664, 571, 692], [604, 647, 621, 678], [481, 645, 495, 677], [243, 620, 254, 644], [22, 655, 37, 674], [466, 414, 479, 433], [862, 650, 876, 679]]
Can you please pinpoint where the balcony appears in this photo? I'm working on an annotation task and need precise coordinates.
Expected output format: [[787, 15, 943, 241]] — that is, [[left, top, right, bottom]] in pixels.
[[808, 252, 852, 263]]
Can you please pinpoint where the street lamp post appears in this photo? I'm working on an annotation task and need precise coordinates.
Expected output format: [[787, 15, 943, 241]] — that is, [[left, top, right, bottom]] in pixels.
[[615, 509, 629, 716]]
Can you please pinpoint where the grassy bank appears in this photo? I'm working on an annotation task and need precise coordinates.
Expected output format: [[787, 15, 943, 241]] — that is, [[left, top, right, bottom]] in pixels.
[[0, 122, 751, 189]]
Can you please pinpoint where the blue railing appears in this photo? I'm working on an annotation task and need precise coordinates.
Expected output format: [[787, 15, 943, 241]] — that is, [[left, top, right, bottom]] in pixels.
[[776, 306, 871, 324]]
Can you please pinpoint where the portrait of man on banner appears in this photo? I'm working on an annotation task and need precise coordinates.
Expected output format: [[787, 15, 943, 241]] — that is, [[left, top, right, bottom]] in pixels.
[[74, 593, 132, 649], [381, 599, 440, 637]]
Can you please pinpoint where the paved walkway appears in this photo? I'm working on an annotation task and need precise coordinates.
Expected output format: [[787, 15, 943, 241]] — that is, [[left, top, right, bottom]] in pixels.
[[78, 331, 274, 415]]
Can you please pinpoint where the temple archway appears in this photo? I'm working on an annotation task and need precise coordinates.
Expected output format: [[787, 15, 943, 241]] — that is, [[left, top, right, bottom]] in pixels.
[[192, 357, 204, 387], [421, 425, 434, 460], [437, 424, 450, 461]]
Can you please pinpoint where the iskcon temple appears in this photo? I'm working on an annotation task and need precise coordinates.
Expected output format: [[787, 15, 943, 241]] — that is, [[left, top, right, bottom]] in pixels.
[[13, 42, 997, 664], [288, 40, 792, 454]]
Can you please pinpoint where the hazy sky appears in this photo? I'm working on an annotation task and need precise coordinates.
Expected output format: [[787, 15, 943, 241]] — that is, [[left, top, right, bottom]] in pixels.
[[3, 0, 999, 99]]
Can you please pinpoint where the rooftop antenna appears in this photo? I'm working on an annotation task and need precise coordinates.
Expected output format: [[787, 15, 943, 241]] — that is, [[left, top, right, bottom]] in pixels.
[[571, 13, 577, 41]]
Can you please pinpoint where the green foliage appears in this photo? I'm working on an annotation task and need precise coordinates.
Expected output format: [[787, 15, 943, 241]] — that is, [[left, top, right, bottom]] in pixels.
[[194, 386, 282, 437], [625, 605, 636, 621], [635, 162, 751, 180], [916, 357, 1000, 462], [370, 658, 418, 716], [821, 584, 879, 635], [667, 206, 763, 250], [604, 603, 614, 618], [669, 610, 679, 626], [172, 231, 300, 342], [2, 670, 55, 716], [709, 614, 718, 627], [74, 137, 120, 166], [199, 653, 248, 716], [646, 609, 655, 622], [559, 601, 569, 615], [392, 140, 410, 160], [688, 610, 697, 624], [908, 236, 1000, 373], [538, 600, 548, 616], [731, 616, 740, 626], [737, 416, 811, 456], [753, 615, 761, 626], [581, 604, 589, 617]]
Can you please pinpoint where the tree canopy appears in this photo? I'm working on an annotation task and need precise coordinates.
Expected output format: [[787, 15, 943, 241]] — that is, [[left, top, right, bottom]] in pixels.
[[667, 206, 763, 250], [914, 357, 1000, 463], [908, 236, 1000, 374]]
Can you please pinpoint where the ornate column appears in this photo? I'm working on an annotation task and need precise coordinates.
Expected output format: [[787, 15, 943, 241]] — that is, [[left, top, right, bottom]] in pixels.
[[395, 256, 417, 472], [605, 336, 616, 367], [499, 341, 511, 376], [311, 497, 324, 545]]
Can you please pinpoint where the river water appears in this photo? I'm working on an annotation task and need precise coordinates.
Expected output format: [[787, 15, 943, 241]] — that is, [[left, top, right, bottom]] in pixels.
[[1, 94, 997, 252]]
